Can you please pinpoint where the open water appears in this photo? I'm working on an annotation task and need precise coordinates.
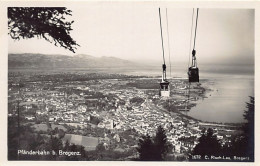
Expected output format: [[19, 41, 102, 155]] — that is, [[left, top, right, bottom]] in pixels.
[[121, 64, 254, 123]]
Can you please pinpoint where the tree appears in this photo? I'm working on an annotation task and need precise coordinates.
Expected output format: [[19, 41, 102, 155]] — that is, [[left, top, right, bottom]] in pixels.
[[8, 7, 79, 53], [229, 96, 254, 161], [137, 126, 171, 161], [8, 117, 19, 160], [64, 140, 70, 151], [96, 143, 106, 152], [130, 97, 145, 105], [153, 125, 170, 160], [243, 96, 254, 139], [8, 116, 47, 160], [163, 100, 177, 112], [58, 129, 66, 139], [191, 128, 222, 161], [67, 144, 79, 161], [90, 115, 100, 125], [242, 96, 254, 160], [137, 134, 155, 161]]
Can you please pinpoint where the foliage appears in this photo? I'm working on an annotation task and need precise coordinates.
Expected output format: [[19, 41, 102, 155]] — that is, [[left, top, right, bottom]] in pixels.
[[58, 129, 66, 139], [153, 125, 171, 160], [243, 96, 254, 138], [163, 100, 178, 112], [136, 134, 155, 161], [8, 7, 79, 52], [136, 126, 172, 161], [8, 117, 19, 160], [130, 97, 145, 105], [191, 128, 222, 161], [190, 97, 255, 161], [228, 96, 254, 161], [96, 143, 106, 152], [51, 136, 63, 154], [89, 115, 101, 125]]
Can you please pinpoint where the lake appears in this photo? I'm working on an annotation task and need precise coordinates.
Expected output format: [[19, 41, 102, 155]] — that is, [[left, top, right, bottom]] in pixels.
[[120, 64, 254, 123], [188, 74, 254, 123]]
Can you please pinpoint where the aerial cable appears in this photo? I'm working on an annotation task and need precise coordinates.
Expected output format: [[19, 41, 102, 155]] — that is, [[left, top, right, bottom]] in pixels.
[[188, 8, 195, 69], [186, 8, 195, 113], [188, 8, 200, 83], [159, 8, 170, 97], [186, 8, 200, 113], [159, 8, 166, 65], [166, 8, 172, 77], [193, 8, 199, 50], [191, 8, 199, 68]]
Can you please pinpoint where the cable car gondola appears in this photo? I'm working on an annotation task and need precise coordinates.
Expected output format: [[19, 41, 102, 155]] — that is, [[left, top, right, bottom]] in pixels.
[[188, 50, 199, 82], [185, 8, 200, 115], [188, 8, 200, 83], [160, 64, 170, 97], [158, 8, 170, 97]]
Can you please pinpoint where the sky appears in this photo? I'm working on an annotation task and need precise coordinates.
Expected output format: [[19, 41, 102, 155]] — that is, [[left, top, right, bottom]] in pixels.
[[8, 5, 254, 65]]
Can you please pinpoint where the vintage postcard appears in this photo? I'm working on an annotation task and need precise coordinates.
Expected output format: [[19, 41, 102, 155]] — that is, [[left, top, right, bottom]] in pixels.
[[0, 1, 259, 166]]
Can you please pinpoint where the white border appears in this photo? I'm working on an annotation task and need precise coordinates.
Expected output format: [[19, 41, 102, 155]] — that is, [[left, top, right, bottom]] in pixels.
[[0, 1, 259, 166]]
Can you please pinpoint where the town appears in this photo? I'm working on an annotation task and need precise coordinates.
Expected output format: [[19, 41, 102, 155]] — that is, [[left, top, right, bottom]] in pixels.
[[8, 72, 241, 160]]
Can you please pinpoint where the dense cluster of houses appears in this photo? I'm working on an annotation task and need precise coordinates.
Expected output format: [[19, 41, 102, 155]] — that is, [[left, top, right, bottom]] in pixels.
[[8, 78, 233, 154]]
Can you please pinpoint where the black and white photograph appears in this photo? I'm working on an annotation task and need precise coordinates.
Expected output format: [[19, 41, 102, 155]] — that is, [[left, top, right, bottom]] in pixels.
[[0, 1, 258, 165]]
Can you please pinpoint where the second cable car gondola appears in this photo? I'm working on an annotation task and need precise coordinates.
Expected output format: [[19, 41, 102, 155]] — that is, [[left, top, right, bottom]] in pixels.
[[188, 8, 200, 83], [188, 50, 199, 82]]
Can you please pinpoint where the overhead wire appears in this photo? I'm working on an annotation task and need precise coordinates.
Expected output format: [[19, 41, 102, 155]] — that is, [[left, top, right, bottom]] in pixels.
[[193, 8, 199, 50], [166, 8, 172, 78], [159, 8, 166, 65], [188, 8, 195, 69], [186, 8, 196, 115]]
